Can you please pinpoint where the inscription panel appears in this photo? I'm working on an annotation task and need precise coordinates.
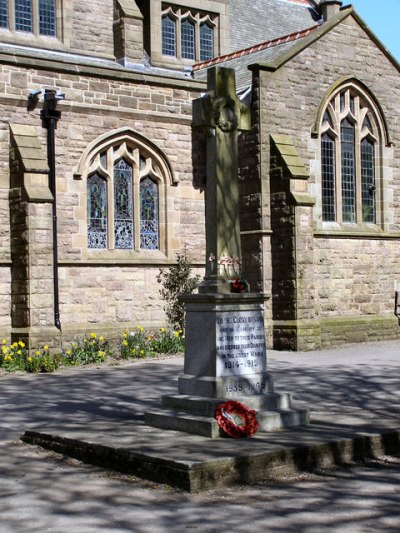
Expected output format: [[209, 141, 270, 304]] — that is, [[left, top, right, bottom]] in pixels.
[[216, 310, 266, 377]]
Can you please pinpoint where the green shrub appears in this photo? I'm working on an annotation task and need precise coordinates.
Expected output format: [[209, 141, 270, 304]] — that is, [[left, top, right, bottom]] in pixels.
[[157, 248, 200, 331]]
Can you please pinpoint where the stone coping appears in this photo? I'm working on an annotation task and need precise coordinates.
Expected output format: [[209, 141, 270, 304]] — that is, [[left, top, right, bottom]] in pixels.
[[22, 417, 400, 492]]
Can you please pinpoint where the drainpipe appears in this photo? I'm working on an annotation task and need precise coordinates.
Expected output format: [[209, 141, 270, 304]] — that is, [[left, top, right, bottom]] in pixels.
[[40, 90, 65, 331]]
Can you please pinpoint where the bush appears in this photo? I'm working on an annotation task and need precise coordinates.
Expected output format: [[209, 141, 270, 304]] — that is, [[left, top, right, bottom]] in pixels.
[[157, 248, 200, 331]]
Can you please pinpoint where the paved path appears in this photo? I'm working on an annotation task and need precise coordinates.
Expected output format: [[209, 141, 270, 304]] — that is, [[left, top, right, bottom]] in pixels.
[[1, 341, 400, 532]]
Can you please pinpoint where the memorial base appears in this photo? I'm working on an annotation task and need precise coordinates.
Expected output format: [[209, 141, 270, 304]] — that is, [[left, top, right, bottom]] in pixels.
[[145, 292, 310, 438]]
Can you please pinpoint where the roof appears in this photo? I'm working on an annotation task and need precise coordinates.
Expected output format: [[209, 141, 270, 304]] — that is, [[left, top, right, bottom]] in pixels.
[[194, 4, 400, 92], [229, 0, 320, 52], [193, 24, 320, 91]]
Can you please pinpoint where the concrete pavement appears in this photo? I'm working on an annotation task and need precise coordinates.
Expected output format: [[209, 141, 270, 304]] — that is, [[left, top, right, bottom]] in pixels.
[[1, 340, 400, 530], [18, 340, 400, 491]]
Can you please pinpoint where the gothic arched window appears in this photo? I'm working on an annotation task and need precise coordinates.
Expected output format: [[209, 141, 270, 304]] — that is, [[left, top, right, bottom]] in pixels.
[[114, 159, 134, 249], [320, 86, 381, 225], [85, 136, 169, 252], [87, 173, 107, 249], [140, 177, 159, 250]]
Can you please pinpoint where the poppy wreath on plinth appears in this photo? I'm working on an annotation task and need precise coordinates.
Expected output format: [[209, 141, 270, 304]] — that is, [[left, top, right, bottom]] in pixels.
[[215, 400, 259, 438]]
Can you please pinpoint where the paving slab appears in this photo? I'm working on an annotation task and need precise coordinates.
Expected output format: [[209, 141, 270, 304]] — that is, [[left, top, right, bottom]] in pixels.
[[15, 340, 400, 492]]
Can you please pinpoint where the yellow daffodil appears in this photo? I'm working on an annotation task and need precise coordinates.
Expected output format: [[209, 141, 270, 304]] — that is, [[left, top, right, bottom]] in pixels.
[[2, 346, 8, 354], [19, 341, 25, 348], [66, 349, 72, 355], [140, 350, 145, 355], [2, 339, 6, 344], [17, 350, 22, 355], [90, 332, 97, 339], [160, 327, 165, 333], [174, 331, 180, 337], [36, 351, 41, 356], [123, 340, 128, 346], [27, 356, 33, 362], [43, 345, 49, 351], [99, 336, 104, 341]]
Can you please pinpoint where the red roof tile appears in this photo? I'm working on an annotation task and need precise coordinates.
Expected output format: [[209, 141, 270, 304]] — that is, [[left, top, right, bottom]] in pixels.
[[193, 22, 321, 71]]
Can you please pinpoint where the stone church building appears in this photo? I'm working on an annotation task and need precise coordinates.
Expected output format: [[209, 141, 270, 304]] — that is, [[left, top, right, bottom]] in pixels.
[[0, 0, 399, 351]]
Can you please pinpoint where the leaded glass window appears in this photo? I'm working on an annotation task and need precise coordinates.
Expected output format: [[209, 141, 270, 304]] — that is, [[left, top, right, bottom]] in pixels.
[[39, 0, 56, 36], [88, 173, 107, 249], [161, 6, 217, 62], [361, 139, 375, 223], [114, 159, 134, 249], [200, 23, 214, 61], [319, 86, 380, 225], [181, 18, 195, 60], [321, 134, 336, 222], [341, 119, 355, 223], [2, 0, 57, 36], [162, 14, 176, 56], [15, 0, 32, 32], [86, 137, 165, 253], [140, 177, 159, 250], [0, 0, 8, 28]]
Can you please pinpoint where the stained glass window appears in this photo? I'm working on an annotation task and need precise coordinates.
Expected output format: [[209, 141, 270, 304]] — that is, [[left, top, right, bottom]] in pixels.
[[0, 0, 8, 28], [181, 18, 195, 60], [15, 0, 32, 32], [140, 177, 159, 250], [361, 139, 375, 223], [321, 134, 336, 222], [88, 173, 107, 249], [114, 159, 134, 249], [39, 0, 56, 36], [162, 14, 176, 56], [200, 23, 214, 61]]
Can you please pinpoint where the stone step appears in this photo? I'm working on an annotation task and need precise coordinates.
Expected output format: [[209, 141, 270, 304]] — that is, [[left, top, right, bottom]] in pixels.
[[162, 392, 293, 416], [145, 407, 310, 439]]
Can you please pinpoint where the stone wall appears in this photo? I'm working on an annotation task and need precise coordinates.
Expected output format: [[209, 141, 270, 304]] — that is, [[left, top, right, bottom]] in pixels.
[[256, 14, 400, 348], [0, 54, 206, 344]]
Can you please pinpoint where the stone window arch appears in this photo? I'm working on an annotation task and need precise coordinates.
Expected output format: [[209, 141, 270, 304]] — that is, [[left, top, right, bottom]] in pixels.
[[74, 128, 176, 256], [314, 79, 389, 226]]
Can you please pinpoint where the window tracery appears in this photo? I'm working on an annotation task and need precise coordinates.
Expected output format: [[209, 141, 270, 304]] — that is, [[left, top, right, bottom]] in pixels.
[[84, 131, 172, 254], [161, 5, 216, 62], [320, 86, 381, 225]]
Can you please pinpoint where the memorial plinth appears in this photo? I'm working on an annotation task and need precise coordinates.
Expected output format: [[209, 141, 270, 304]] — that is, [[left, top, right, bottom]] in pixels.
[[145, 66, 309, 437], [146, 292, 309, 438]]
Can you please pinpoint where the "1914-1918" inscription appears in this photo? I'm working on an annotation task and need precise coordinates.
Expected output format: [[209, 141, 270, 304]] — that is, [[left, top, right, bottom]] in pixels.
[[216, 310, 266, 377]]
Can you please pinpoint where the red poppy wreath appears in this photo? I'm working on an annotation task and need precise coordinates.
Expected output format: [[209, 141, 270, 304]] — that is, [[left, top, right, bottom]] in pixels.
[[215, 400, 259, 438]]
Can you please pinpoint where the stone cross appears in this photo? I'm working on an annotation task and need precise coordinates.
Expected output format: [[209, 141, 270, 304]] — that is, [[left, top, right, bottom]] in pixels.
[[192, 66, 251, 293]]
